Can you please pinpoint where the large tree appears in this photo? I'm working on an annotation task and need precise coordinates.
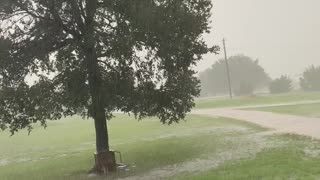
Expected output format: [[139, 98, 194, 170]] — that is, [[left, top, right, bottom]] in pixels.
[[0, 0, 216, 173], [199, 55, 270, 97]]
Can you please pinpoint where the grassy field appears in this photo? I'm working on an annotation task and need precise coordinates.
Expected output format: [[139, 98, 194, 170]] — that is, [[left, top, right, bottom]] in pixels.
[[0, 115, 266, 180], [2, 103, 320, 179], [253, 103, 320, 118], [173, 135, 320, 180], [195, 91, 320, 109]]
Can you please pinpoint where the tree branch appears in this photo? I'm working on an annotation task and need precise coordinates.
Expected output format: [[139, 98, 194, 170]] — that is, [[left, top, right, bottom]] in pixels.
[[70, 0, 86, 33], [48, 38, 75, 53], [48, 1, 81, 39], [79, 0, 87, 20], [11, 0, 48, 21], [97, 60, 118, 72]]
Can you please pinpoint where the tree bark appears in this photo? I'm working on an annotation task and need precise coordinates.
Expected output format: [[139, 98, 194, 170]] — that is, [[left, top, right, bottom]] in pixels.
[[86, 47, 109, 153]]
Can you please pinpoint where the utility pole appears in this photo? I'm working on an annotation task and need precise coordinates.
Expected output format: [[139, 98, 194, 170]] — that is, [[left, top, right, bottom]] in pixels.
[[223, 38, 233, 99]]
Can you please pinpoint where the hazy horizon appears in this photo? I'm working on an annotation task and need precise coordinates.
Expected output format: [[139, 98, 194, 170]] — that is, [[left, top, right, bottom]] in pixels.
[[197, 0, 320, 79]]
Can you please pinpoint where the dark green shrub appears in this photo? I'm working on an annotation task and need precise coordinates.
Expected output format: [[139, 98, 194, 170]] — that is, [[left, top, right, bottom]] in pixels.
[[269, 75, 292, 94]]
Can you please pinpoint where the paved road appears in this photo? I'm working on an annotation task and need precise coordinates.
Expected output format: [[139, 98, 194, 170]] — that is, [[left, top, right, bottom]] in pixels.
[[192, 102, 320, 139]]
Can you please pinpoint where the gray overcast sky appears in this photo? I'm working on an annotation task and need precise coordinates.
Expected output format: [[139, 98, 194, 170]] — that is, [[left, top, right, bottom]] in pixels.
[[196, 0, 320, 79]]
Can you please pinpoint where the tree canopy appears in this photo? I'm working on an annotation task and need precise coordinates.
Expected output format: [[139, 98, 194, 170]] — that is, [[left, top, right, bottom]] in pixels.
[[0, 0, 216, 134], [199, 55, 270, 97], [300, 65, 320, 91]]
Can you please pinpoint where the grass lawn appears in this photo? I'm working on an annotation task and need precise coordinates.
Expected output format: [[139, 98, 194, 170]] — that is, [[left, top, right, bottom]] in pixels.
[[173, 135, 320, 180], [253, 103, 320, 118], [195, 91, 320, 109], [2, 113, 320, 179], [0, 114, 265, 180]]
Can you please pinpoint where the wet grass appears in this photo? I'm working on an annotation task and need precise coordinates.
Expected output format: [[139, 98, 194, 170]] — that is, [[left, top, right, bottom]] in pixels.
[[2, 113, 320, 179], [172, 134, 320, 180], [253, 103, 320, 118], [0, 114, 264, 180], [195, 91, 320, 109]]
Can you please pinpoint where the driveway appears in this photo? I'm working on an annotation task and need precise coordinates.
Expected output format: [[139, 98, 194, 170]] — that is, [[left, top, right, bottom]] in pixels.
[[192, 102, 320, 139]]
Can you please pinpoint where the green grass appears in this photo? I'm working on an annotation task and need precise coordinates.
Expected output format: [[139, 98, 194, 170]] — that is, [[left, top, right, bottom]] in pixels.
[[0, 114, 264, 180], [253, 103, 320, 118], [173, 134, 320, 180], [2, 112, 320, 179], [195, 91, 320, 109]]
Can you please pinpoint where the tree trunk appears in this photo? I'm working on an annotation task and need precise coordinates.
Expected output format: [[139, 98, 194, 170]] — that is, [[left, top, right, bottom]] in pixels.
[[94, 104, 109, 153], [84, 0, 116, 174], [84, 44, 116, 174], [85, 45, 117, 174]]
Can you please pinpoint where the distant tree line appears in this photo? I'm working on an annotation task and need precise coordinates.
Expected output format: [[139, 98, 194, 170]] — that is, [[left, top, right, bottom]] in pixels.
[[270, 65, 320, 94], [199, 55, 320, 97]]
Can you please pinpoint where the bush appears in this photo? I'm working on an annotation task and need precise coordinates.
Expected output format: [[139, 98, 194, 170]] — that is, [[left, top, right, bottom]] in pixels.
[[269, 75, 292, 94], [300, 65, 320, 91]]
